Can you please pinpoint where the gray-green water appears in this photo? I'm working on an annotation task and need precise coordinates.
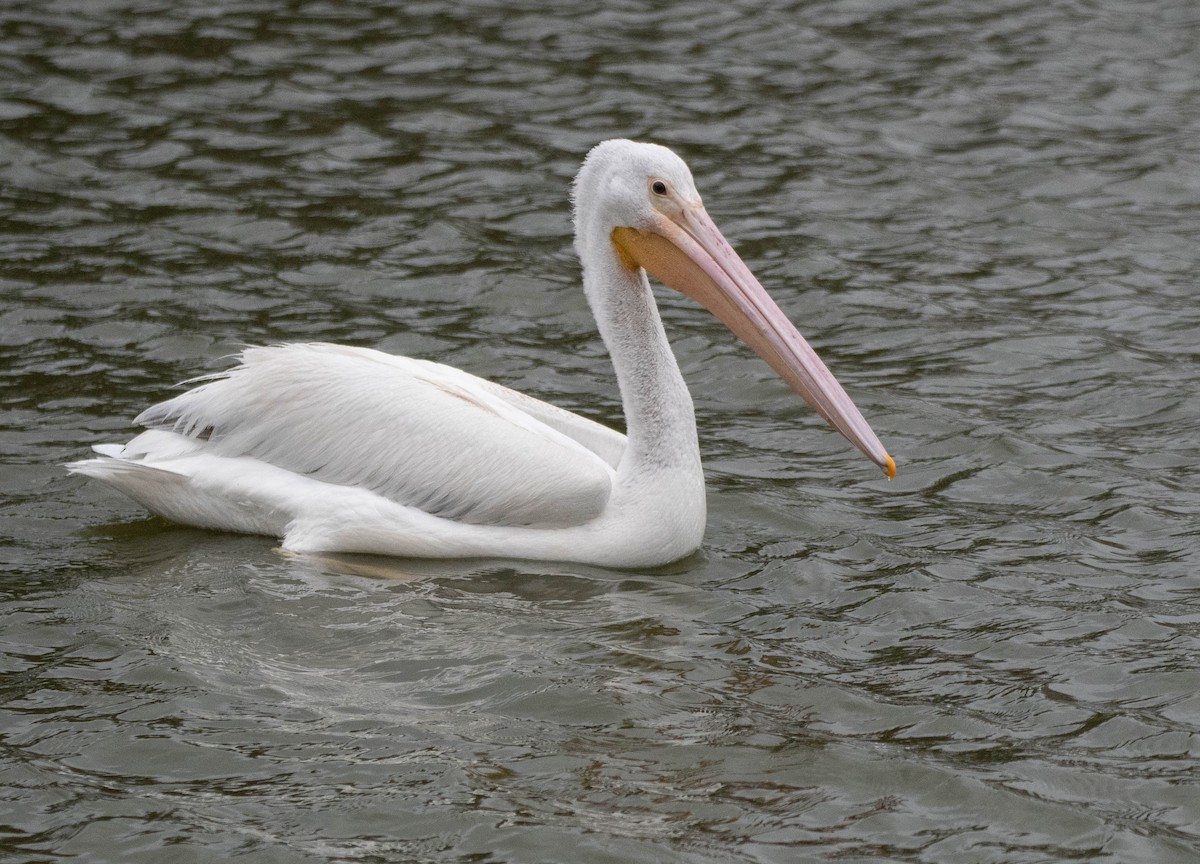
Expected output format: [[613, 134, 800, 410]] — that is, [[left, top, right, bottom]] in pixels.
[[3, 1, 1200, 861]]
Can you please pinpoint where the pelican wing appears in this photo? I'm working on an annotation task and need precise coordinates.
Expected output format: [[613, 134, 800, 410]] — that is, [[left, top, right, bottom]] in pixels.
[[473, 377, 625, 470], [134, 343, 621, 528]]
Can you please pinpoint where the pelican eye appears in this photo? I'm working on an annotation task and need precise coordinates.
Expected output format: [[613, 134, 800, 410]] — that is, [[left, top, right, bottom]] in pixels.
[[651, 179, 668, 196]]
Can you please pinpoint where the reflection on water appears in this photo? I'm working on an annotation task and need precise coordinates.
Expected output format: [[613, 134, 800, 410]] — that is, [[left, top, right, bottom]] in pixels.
[[3, 0, 1200, 861]]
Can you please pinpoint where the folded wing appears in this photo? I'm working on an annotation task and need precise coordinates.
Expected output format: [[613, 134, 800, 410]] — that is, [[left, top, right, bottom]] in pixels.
[[134, 343, 622, 528]]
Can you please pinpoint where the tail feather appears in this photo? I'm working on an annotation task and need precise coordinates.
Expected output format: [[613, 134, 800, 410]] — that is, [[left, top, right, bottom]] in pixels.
[[66, 451, 288, 538], [66, 454, 186, 489]]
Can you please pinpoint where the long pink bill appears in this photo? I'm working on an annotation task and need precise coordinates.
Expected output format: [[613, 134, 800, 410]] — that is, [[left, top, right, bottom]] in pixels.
[[612, 206, 895, 479]]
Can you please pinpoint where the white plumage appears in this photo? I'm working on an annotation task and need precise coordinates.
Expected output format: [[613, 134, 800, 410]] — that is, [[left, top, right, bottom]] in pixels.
[[69, 140, 893, 567]]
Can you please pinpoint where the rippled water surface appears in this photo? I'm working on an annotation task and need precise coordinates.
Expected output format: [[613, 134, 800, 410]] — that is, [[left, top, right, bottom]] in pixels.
[[4, 1, 1200, 861]]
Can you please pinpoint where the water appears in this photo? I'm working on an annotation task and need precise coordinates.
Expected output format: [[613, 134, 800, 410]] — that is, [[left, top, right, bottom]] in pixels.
[[3, 0, 1199, 861]]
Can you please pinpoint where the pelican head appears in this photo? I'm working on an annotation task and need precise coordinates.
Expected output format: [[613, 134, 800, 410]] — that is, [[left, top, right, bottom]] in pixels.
[[573, 139, 895, 478], [572, 140, 699, 258]]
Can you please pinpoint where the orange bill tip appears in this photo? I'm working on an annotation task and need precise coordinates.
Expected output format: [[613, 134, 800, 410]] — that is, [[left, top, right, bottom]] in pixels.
[[884, 454, 896, 480]]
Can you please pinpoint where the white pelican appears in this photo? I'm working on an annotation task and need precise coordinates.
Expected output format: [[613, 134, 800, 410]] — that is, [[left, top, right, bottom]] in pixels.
[[68, 140, 894, 568]]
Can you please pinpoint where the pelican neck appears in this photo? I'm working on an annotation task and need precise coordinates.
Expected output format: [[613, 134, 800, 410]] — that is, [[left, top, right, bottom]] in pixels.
[[581, 240, 700, 476]]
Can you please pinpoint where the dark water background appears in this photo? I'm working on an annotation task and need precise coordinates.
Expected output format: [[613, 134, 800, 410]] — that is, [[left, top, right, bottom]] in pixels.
[[3, 1, 1200, 861]]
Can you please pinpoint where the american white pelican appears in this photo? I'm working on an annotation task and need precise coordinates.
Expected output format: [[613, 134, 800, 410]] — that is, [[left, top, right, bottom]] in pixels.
[[69, 140, 894, 568]]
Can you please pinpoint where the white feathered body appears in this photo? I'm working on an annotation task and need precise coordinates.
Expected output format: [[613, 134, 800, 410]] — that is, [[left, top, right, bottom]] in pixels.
[[68, 342, 707, 567]]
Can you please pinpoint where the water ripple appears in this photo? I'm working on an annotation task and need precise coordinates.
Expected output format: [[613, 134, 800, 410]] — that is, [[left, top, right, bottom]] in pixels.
[[3, 0, 1200, 861]]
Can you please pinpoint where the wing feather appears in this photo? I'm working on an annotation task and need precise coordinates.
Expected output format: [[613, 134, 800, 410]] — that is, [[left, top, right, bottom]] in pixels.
[[136, 343, 619, 527]]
